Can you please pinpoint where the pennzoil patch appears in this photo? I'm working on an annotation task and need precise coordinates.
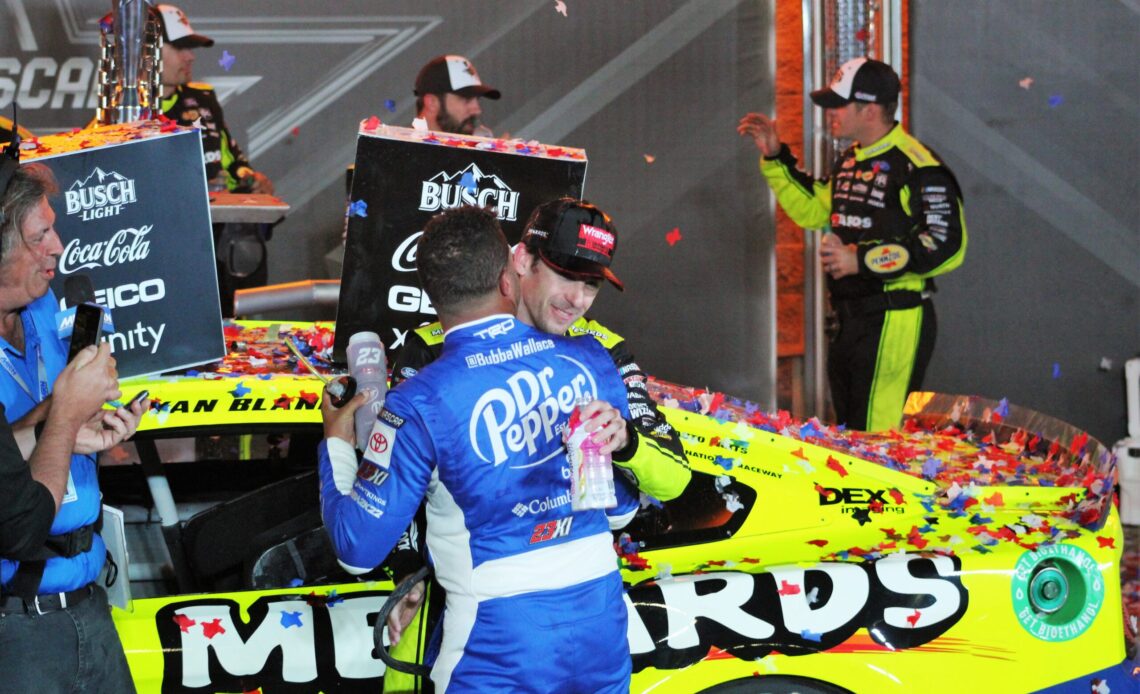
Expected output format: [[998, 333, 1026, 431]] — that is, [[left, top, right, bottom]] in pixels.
[[864, 244, 909, 274]]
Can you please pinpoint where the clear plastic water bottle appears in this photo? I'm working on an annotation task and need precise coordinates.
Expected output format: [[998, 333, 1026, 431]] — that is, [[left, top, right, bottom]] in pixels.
[[567, 396, 616, 510], [346, 331, 388, 451]]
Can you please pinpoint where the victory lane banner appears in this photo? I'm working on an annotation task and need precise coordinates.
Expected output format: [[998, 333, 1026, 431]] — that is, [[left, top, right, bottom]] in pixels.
[[335, 122, 587, 363], [25, 122, 225, 378]]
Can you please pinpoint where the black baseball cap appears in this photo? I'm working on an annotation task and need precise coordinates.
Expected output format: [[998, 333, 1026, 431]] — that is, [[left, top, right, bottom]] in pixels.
[[155, 4, 214, 49], [414, 55, 501, 100], [522, 198, 623, 291], [810, 57, 900, 108]]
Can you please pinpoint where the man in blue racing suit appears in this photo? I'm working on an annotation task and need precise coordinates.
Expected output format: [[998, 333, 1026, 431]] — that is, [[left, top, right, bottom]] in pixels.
[[318, 206, 638, 693]]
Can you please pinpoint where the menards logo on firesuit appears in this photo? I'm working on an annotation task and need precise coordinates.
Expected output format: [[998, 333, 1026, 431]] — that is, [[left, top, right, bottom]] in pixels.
[[418, 163, 519, 221], [470, 355, 598, 468]]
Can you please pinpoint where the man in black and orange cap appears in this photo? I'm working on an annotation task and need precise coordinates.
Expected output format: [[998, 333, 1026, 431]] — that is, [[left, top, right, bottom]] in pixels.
[[381, 198, 690, 694], [413, 54, 501, 136]]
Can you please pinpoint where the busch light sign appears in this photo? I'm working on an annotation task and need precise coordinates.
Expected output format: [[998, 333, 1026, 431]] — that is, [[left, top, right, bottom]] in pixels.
[[29, 124, 224, 377], [335, 123, 587, 363]]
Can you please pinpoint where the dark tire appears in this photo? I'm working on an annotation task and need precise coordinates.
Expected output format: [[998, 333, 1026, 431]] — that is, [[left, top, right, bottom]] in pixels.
[[699, 675, 853, 694]]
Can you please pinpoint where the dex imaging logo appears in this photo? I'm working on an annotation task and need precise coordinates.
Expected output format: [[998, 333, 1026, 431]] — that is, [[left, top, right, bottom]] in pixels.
[[418, 163, 519, 221], [65, 168, 137, 221]]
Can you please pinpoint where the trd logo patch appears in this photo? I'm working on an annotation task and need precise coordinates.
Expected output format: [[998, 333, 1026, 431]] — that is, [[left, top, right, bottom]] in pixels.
[[529, 516, 573, 544]]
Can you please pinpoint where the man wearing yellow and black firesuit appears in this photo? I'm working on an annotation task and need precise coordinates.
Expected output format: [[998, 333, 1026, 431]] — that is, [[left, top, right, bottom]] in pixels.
[[739, 57, 966, 432], [381, 198, 691, 694], [154, 4, 273, 195]]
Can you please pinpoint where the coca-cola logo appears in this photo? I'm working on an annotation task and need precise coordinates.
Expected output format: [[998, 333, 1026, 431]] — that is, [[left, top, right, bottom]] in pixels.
[[59, 225, 153, 273]]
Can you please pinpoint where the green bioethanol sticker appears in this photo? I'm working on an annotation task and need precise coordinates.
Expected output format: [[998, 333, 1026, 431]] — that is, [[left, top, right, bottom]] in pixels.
[[1011, 544, 1103, 642]]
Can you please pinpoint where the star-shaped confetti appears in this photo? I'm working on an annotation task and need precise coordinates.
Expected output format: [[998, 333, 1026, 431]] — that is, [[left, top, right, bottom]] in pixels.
[[554, 0, 568, 16], [280, 610, 304, 628], [219, 50, 236, 71], [348, 199, 368, 218], [173, 613, 196, 633], [778, 580, 801, 596], [851, 508, 872, 526], [229, 382, 250, 398], [201, 618, 226, 639], [666, 227, 682, 246]]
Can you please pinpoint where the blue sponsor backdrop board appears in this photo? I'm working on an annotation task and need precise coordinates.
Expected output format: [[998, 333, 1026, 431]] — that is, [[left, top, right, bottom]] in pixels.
[[335, 123, 587, 363], [29, 123, 225, 377]]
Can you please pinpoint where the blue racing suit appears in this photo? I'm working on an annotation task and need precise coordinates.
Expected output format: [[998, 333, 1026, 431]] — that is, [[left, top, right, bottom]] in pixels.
[[318, 315, 637, 693]]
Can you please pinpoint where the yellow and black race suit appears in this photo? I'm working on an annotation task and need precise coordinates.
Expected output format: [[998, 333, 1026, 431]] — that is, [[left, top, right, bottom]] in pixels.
[[382, 316, 691, 693], [760, 123, 966, 431], [160, 83, 253, 192]]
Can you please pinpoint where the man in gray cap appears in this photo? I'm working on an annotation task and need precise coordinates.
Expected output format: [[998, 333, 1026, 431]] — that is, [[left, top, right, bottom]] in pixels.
[[414, 55, 501, 136], [739, 57, 967, 433]]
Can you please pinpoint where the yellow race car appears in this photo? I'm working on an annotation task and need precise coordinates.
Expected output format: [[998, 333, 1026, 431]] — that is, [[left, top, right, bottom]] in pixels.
[[111, 322, 1131, 693]]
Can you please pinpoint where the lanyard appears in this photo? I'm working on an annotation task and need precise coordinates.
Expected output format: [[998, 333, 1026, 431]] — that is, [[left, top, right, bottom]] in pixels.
[[0, 313, 49, 405]]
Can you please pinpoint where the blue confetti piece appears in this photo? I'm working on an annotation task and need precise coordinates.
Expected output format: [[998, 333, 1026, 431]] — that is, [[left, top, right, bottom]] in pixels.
[[800, 629, 823, 642], [1052, 362, 1061, 379], [219, 50, 236, 71], [972, 544, 992, 554], [384, 98, 396, 112], [458, 171, 477, 193], [947, 495, 969, 511], [918, 524, 935, 534], [185, 369, 200, 377], [799, 422, 822, 439], [348, 199, 368, 218], [969, 513, 993, 525], [646, 496, 663, 508], [325, 589, 344, 607], [257, 373, 272, 380], [743, 401, 759, 416], [948, 509, 968, 519], [713, 456, 736, 471], [837, 550, 849, 560], [280, 610, 304, 628], [1039, 479, 1054, 487], [229, 382, 251, 398], [288, 578, 304, 588], [1047, 94, 1063, 108], [996, 398, 1010, 417], [919, 499, 935, 513]]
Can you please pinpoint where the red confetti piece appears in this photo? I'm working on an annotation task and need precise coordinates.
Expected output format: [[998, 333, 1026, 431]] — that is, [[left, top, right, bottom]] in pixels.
[[869, 499, 884, 513], [807, 539, 828, 547], [666, 227, 682, 246], [363, 115, 381, 130], [984, 492, 1004, 506], [790, 447, 809, 460], [1097, 536, 1116, 549], [173, 613, 196, 633], [273, 394, 294, 409], [740, 557, 760, 564], [778, 580, 801, 596], [906, 609, 922, 627], [888, 488, 905, 505], [706, 560, 727, 567], [201, 618, 226, 639], [290, 126, 300, 137], [826, 456, 848, 478], [298, 391, 319, 406]]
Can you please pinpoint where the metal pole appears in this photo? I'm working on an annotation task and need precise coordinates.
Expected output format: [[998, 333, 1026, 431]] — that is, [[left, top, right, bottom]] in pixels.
[[801, 0, 827, 419]]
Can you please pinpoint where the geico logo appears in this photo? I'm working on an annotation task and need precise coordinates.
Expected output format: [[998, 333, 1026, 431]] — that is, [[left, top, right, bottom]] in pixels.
[[93, 278, 165, 309], [470, 358, 597, 466], [0, 57, 100, 110], [387, 285, 436, 315], [626, 553, 968, 671], [391, 232, 423, 272]]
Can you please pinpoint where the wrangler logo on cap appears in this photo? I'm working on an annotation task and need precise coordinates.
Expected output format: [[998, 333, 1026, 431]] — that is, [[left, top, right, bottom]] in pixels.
[[577, 224, 614, 257]]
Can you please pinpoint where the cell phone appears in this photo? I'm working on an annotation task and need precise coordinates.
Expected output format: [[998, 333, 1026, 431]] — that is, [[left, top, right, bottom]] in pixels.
[[67, 304, 104, 362], [126, 389, 149, 408]]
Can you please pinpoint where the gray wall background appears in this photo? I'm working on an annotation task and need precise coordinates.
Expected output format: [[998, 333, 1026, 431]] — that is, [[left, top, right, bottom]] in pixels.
[[1, 0, 776, 406], [911, 1, 1139, 444], [5, 1, 1137, 442]]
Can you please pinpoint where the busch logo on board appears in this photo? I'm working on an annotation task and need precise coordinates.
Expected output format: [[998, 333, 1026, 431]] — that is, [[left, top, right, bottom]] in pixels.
[[470, 355, 597, 467], [65, 168, 137, 221], [419, 163, 519, 221], [59, 225, 153, 273]]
